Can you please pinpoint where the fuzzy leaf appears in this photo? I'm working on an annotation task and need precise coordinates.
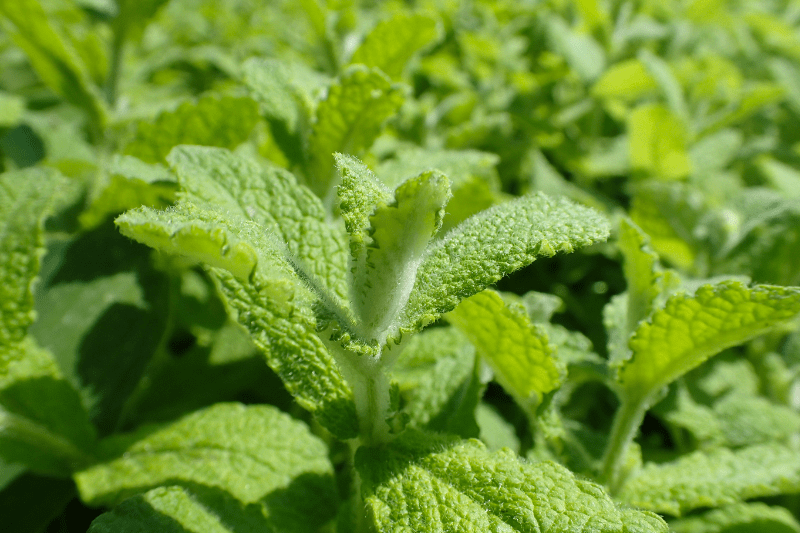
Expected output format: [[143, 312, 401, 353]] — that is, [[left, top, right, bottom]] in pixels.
[[124, 95, 260, 164], [352, 170, 451, 341], [307, 66, 404, 198], [117, 203, 268, 281], [357, 431, 668, 533], [168, 146, 351, 303], [448, 290, 563, 411], [670, 502, 800, 533], [117, 203, 358, 439], [0, 167, 64, 345], [394, 193, 610, 341], [75, 403, 337, 510], [712, 394, 800, 448], [335, 153, 392, 261], [212, 269, 359, 439], [349, 13, 440, 80], [619, 444, 800, 515], [616, 281, 800, 403]]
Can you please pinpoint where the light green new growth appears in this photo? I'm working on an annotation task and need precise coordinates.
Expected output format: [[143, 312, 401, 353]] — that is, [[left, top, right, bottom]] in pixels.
[[307, 66, 404, 200], [670, 502, 800, 533], [76, 403, 336, 506], [619, 443, 800, 516], [618, 281, 800, 402], [350, 169, 450, 342], [394, 192, 611, 342], [356, 431, 668, 533], [124, 95, 260, 164], [604, 281, 800, 492], [349, 13, 440, 80], [448, 289, 563, 413]]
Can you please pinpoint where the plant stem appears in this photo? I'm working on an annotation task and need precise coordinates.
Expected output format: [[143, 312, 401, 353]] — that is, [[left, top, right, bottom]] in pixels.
[[105, 19, 127, 107], [600, 395, 648, 494]]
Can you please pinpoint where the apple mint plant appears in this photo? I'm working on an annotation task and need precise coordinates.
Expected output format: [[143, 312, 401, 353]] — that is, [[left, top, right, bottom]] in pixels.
[[4, 0, 800, 531]]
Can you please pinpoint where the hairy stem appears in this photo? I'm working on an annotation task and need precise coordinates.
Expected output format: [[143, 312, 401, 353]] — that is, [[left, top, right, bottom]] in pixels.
[[601, 395, 648, 494]]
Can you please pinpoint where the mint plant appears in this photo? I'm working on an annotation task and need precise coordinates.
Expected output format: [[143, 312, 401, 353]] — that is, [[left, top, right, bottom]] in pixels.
[[3, 0, 800, 532]]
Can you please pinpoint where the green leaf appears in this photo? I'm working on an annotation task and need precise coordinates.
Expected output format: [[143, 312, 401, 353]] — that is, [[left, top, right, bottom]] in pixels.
[[307, 65, 404, 199], [637, 49, 688, 123], [124, 95, 260, 164], [395, 193, 610, 342], [116, 203, 358, 439], [351, 169, 451, 341], [212, 269, 359, 439], [30, 223, 170, 434], [476, 403, 520, 453], [0, 0, 106, 133], [88, 485, 268, 533], [116, 203, 266, 281], [546, 16, 606, 82], [335, 153, 392, 262], [618, 218, 663, 333], [628, 104, 691, 181], [619, 444, 800, 516], [75, 403, 338, 509], [392, 327, 480, 437], [356, 431, 668, 533], [592, 59, 657, 101], [712, 394, 800, 448], [629, 182, 706, 270], [79, 155, 177, 229], [616, 281, 800, 404], [0, 167, 65, 345], [1, 338, 96, 475], [349, 13, 440, 80], [167, 146, 351, 304], [375, 147, 501, 233], [448, 290, 563, 411], [670, 502, 800, 533]]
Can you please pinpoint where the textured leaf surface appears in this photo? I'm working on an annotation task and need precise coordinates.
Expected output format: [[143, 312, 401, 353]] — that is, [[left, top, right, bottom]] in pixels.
[[617, 281, 800, 402], [619, 444, 800, 515], [392, 327, 480, 437], [351, 170, 450, 340], [357, 431, 668, 533], [0, 168, 65, 345], [350, 13, 440, 79], [395, 193, 610, 341], [670, 502, 800, 533], [75, 403, 337, 508], [448, 290, 563, 410], [212, 270, 358, 439], [375, 147, 500, 232], [168, 146, 350, 303], [307, 66, 404, 198], [124, 95, 259, 164]]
